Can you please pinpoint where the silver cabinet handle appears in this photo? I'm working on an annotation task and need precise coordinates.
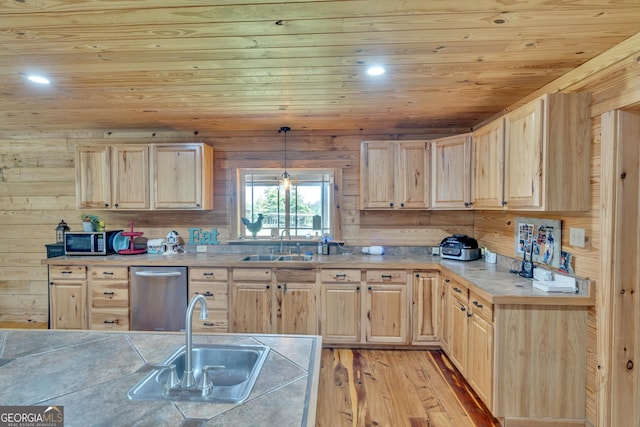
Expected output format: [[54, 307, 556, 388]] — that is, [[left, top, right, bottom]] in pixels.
[[134, 271, 182, 277]]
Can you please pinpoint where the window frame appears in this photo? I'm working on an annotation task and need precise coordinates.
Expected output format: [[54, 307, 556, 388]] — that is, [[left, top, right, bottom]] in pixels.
[[235, 167, 341, 241]]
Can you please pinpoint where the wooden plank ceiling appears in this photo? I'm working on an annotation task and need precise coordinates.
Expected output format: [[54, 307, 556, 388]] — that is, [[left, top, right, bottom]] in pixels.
[[1, 0, 639, 133]]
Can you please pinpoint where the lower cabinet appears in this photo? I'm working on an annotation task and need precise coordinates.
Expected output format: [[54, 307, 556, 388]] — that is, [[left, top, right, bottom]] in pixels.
[[49, 266, 87, 329], [231, 267, 318, 335], [444, 277, 494, 409], [412, 271, 439, 344], [231, 268, 273, 333], [365, 269, 409, 344], [189, 267, 229, 333], [275, 268, 318, 335], [88, 266, 130, 330], [320, 269, 362, 343]]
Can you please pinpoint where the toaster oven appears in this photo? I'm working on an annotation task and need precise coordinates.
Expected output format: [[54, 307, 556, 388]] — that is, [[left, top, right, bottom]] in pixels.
[[439, 234, 481, 261]]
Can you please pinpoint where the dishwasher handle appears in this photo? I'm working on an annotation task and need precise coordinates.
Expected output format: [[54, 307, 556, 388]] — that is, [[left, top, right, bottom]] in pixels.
[[134, 271, 183, 277]]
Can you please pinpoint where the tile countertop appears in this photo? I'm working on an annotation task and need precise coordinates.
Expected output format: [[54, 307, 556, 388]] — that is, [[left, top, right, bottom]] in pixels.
[[43, 253, 594, 306], [0, 330, 321, 427]]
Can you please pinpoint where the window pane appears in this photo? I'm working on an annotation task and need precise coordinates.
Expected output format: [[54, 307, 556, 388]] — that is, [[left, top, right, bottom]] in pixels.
[[240, 169, 333, 239]]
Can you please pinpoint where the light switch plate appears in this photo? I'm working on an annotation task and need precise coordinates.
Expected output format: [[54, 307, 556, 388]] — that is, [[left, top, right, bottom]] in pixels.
[[569, 228, 586, 247], [431, 247, 440, 256], [196, 245, 207, 253]]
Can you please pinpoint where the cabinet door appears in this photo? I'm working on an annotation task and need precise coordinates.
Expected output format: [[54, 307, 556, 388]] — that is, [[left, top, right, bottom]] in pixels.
[[439, 276, 451, 352], [449, 295, 469, 374], [231, 283, 272, 333], [504, 98, 544, 209], [397, 141, 430, 209], [412, 272, 439, 343], [366, 285, 408, 344], [276, 282, 318, 335], [76, 146, 111, 209], [468, 312, 494, 408], [431, 134, 472, 209], [321, 284, 361, 343], [111, 145, 149, 209], [50, 281, 87, 329], [360, 141, 395, 209], [472, 118, 505, 209], [152, 144, 213, 209]]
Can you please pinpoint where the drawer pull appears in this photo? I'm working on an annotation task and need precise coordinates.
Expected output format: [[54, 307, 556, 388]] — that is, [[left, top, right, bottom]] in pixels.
[[103, 319, 118, 324], [103, 291, 115, 295], [61, 270, 73, 275], [381, 274, 392, 280], [196, 291, 214, 297], [335, 273, 346, 279], [102, 272, 114, 276], [472, 300, 483, 308], [203, 272, 215, 277], [453, 287, 462, 293]]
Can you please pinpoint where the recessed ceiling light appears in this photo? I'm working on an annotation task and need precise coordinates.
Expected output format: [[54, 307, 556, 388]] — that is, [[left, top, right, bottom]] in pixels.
[[367, 66, 385, 76], [27, 75, 51, 84]]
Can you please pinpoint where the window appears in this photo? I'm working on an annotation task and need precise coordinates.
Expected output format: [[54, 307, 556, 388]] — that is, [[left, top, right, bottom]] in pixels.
[[238, 168, 335, 239]]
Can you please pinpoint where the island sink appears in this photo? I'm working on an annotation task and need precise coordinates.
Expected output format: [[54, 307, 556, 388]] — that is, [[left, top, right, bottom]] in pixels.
[[128, 343, 270, 403]]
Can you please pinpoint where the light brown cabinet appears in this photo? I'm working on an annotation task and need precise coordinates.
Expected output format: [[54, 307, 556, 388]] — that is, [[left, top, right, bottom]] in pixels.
[[448, 280, 469, 373], [189, 267, 229, 333], [76, 145, 149, 210], [320, 269, 362, 343], [76, 143, 213, 210], [274, 269, 318, 335], [472, 93, 591, 211], [231, 267, 318, 335], [471, 118, 505, 209], [360, 140, 430, 209], [430, 134, 473, 209], [411, 271, 439, 344], [152, 143, 214, 210], [88, 266, 130, 330], [438, 274, 452, 353], [365, 269, 409, 344], [49, 266, 88, 329], [231, 268, 273, 333]]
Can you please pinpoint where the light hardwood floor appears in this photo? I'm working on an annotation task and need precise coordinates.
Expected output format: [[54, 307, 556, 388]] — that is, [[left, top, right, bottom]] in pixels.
[[317, 348, 500, 427]]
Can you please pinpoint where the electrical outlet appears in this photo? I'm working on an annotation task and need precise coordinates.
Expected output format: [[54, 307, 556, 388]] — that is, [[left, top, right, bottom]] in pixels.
[[196, 245, 207, 253], [569, 228, 586, 248], [431, 247, 440, 256]]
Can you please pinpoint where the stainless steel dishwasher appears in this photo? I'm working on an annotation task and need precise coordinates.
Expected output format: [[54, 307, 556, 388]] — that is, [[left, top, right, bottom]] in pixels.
[[130, 266, 187, 331]]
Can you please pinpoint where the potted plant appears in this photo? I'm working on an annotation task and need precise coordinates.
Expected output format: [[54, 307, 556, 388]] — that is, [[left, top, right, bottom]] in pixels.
[[80, 213, 100, 232]]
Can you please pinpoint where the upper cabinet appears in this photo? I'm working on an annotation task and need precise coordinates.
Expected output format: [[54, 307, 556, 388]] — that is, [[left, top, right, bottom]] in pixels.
[[471, 118, 505, 209], [430, 133, 472, 209], [152, 144, 214, 210], [472, 92, 591, 211], [76, 142, 214, 210], [360, 140, 430, 209]]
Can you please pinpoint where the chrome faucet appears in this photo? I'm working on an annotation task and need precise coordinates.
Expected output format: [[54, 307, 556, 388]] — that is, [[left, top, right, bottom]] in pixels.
[[279, 229, 291, 253], [182, 294, 209, 388]]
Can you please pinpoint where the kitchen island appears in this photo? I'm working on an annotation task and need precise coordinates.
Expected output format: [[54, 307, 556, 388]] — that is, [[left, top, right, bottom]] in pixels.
[[0, 329, 321, 426]]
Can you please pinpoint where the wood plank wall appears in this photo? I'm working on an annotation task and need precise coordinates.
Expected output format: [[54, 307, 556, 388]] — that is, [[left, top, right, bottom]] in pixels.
[[0, 34, 638, 427]]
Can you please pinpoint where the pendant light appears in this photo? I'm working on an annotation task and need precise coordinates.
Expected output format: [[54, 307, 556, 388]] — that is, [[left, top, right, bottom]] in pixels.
[[279, 126, 291, 190]]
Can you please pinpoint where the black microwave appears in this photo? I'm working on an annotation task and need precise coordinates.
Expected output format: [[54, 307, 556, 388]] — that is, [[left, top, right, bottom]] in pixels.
[[64, 230, 122, 255]]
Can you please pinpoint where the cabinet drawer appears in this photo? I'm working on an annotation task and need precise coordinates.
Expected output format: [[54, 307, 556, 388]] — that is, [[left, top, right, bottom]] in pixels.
[[189, 282, 228, 310], [447, 278, 469, 300], [232, 268, 272, 281], [90, 266, 128, 281], [189, 267, 228, 282], [91, 281, 129, 307], [192, 310, 228, 333], [50, 265, 87, 280], [365, 269, 407, 284], [321, 269, 361, 283], [469, 291, 493, 322], [91, 308, 129, 330], [276, 268, 316, 283]]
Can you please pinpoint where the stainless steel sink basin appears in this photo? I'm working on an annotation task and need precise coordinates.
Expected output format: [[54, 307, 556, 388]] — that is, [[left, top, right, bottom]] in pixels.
[[128, 344, 269, 403], [278, 255, 313, 261], [241, 254, 279, 261]]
